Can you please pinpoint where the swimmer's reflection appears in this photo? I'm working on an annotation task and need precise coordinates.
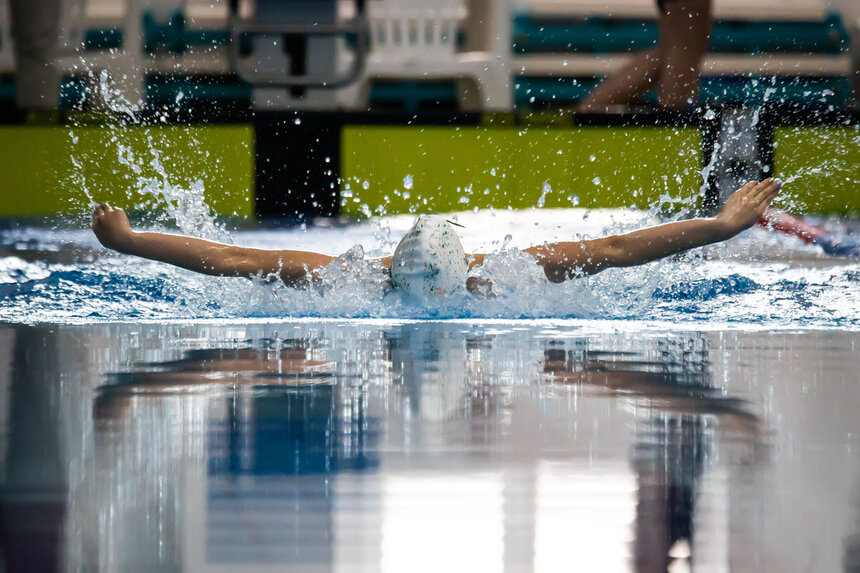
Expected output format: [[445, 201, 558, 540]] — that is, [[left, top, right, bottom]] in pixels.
[[92, 331, 762, 572], [542, 345, 759, 433], [543, 343, 760, 573], [95, 341, 382, 569]]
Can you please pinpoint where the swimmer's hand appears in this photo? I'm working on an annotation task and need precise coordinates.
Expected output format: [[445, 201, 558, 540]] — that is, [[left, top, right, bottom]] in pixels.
[[716, 179, 781, 235], [92, 203, 135, 253]]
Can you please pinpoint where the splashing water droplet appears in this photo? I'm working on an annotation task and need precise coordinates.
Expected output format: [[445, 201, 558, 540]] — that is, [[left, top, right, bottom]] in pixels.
[[403, 174, 413, 189], [537, 182, 551, 208]]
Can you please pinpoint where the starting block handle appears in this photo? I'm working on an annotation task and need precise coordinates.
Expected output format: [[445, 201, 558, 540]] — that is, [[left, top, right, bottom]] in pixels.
[[227, 0, 369, 88]]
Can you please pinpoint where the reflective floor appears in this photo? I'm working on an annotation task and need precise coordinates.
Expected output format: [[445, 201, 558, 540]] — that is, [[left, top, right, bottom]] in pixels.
[[0, 322, 858, 572]]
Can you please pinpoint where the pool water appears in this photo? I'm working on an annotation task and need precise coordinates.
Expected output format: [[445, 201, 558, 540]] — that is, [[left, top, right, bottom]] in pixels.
[[1, 126, 859, 570], [1, 207, 859, 326], [1, 321, 858, 571]]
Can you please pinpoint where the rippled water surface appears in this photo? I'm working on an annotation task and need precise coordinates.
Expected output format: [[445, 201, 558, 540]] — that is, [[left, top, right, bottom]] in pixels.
[[2, 209, 859, 326], [1, 322, 858, 572], [2, 195, 860, 572]]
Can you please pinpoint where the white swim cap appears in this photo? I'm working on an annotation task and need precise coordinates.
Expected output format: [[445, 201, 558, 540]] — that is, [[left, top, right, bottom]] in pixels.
[[390, 215, 468, 297]]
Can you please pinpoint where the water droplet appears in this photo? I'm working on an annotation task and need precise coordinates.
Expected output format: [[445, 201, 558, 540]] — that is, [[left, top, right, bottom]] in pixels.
[[589, 155, 596, 162], [537, 182, 551, 208], [362, 180, 370, 190], [592, 177, 601, 186], [403, 174, 413, 189], [294, 117, 302, 125]]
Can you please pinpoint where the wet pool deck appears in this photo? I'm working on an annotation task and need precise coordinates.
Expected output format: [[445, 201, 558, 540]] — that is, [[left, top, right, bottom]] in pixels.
[[0, 321, 857, 572]]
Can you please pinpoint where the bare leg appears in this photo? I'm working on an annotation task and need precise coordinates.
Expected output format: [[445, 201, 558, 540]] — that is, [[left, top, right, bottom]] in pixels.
[[576, 47, 663, 112], [9, 0, 61, 110], [577, 0, 712, 111], [657, 0, 712, 109]]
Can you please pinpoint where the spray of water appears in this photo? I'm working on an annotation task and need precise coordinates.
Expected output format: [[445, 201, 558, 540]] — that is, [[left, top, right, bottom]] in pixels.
[[31, 71, 852, 323]]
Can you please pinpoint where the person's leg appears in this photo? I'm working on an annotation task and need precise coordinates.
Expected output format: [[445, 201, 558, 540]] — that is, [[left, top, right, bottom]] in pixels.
[[9, 0, 61, 111], [656, 0, 712, 109], [576, 47, 663, 112]]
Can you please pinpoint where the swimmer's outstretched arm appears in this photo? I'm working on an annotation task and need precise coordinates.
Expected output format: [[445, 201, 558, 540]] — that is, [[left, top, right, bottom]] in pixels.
[[91, 204, 337, 285], [518, 179, 781, 282]]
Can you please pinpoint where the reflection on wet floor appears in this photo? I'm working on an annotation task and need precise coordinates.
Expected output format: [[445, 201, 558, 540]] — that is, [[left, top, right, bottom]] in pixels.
[[0, 323, 858, 572]]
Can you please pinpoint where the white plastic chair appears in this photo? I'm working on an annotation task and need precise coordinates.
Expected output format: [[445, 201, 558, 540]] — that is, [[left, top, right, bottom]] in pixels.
[[339, 0, 512, 111], [369, 0, 465, 61]]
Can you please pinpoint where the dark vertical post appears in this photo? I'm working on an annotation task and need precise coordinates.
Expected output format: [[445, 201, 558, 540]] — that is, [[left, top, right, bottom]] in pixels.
[[757, 110, 775, 181], [700, 108, 722, 215], [254, 113, 342, 220]]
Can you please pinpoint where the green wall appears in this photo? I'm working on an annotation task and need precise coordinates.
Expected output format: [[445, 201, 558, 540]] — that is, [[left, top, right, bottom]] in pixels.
[[341, 126, 704, 217], [0, 122, 855, 220], [0, 125, 254, 217], [773, 126, 860, 215]]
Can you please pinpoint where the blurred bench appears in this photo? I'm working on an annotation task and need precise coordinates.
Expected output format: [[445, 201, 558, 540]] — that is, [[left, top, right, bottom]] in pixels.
[[0, 0, 854, 110], [512, 0, 853, 108]]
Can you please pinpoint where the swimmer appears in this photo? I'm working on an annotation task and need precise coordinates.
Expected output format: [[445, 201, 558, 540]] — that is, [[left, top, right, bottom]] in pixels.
[[92, 179, 781, 295]]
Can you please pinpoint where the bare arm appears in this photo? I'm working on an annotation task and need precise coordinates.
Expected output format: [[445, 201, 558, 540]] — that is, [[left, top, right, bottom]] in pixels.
[[522, 179, 781, 282], [92, 204, 336, 286]]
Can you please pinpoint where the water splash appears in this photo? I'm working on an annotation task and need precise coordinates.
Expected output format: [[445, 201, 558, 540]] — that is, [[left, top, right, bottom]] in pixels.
[[537, 182, 551, 208], [16, 71, 852, 326], [68, 71, 228, 243]]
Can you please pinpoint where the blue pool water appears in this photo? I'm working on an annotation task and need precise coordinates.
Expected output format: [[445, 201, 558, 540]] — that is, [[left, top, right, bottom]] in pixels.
[[2, 205, 859, 572], [1, 321, 858, 571], [2, 207, 859, 327], [1, 109, 859, 570]]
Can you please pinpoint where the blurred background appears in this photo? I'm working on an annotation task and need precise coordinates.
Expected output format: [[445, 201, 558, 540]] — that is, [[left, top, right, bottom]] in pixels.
[[0, 0, 856, 221]]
